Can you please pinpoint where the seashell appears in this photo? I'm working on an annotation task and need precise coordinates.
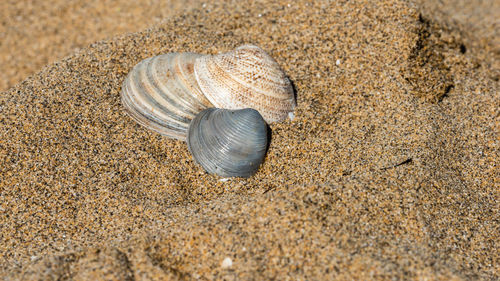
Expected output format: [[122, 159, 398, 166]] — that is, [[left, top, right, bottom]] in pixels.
[[187, 108, 268, 178], [194, 45, 295, 123], [121, 52, 213, 140], [121, 45, 294, 140]]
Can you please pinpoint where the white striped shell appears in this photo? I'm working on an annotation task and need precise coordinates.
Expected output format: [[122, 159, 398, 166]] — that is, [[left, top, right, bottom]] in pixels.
[[187, 108, 268, 178], [121, 52, 213, 140], [121, 45, 295, 140], [194, 45, 296, 123]]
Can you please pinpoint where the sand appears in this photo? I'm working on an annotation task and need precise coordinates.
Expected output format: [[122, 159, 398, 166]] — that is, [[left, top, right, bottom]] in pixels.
[[0, 0, 200, 93], [0, 0, 498, 280]]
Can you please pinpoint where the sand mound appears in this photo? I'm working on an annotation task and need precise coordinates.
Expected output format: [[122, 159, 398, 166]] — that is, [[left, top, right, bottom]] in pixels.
[[0, 0, 498, 279]]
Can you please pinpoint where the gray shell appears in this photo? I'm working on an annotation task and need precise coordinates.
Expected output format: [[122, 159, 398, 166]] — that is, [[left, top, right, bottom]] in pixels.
[[187, 108, 268, 178], [121, 52, 213, 140]]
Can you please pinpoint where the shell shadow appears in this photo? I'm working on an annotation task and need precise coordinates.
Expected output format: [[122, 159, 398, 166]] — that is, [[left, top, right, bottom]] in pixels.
[[266, 124, 273, 154], [289, 78, 298, 105], [261, 123, 273, 166]]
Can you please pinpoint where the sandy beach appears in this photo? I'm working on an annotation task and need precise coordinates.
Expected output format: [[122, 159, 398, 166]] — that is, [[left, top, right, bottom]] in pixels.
[[0, 0, 498, 279]]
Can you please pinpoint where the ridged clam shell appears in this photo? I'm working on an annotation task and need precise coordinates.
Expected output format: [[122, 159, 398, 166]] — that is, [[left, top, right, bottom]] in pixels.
[[121, 52, 213, 140], [187, 108, 268, 178], [194, 45, 295, 123]]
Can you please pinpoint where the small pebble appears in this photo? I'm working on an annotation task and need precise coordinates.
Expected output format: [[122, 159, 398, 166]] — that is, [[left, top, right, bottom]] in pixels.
[[221, 257, 233, 268]]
